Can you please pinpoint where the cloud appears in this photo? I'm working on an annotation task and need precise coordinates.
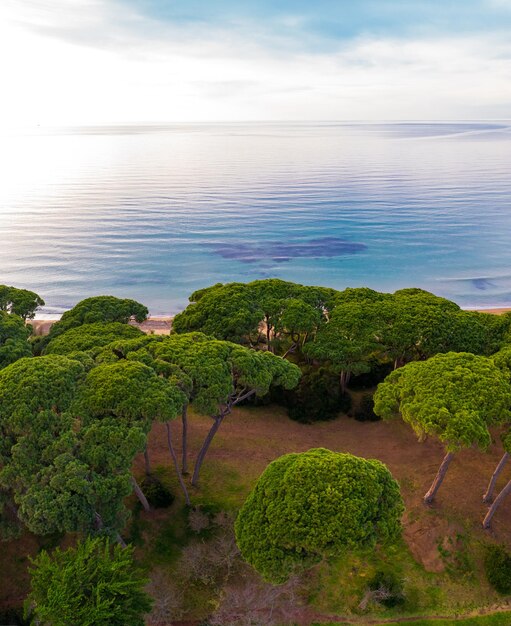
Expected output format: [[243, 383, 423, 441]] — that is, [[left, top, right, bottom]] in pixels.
[[1, 0, 511, 126]]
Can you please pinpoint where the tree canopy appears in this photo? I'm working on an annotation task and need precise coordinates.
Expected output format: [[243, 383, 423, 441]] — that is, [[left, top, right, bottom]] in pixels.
[[96, 332, 301, 484], [46, 296, 148, 342], [0, 284, 45, 320], [0, 311, 32, 370], [374, 352, 511, 503], [26, 536, 152, 626], [0, 355, 148, 537], [76, 359, 186, 429], [172, 279, 337, 349], [235, 448, 403, 583], [44, 322, 143, 357], [374, 352, 511, 452]]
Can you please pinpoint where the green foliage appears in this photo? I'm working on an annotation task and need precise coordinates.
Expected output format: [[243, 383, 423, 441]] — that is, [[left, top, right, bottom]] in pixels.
[[173, 279, 337, 348], [374, 352, 511, 452], [99, 332, 301, 417], [46, 295, 148, 341], [283, 367, 351, 423], [44, 322, 143, 356], [0, 284, 44, 320], [0, 355, 84, 458], [485, 544, 511, 594], [304, 301, 379, 381], [0, 310, 32, 370], [76, 360, 186, 428], [235, 448, 403, 583], [26, 536, 152, 626]]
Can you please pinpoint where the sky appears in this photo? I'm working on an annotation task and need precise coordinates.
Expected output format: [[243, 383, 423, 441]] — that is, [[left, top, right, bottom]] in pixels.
[[1, 0, 511, 126]]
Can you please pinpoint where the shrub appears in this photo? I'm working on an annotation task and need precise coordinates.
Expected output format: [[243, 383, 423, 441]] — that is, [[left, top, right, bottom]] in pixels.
[[367, 569, 405, 608], [353, 393, 380, 422], [485, 544, 511, 594], [140, 477, 174, 509], [348, 361, 393, 390], [282, 367, 351, 424]]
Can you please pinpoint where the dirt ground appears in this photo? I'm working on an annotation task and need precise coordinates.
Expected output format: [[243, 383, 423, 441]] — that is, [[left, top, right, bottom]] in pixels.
[[4, 404, 511, 613], [140, 405, 511, 570]]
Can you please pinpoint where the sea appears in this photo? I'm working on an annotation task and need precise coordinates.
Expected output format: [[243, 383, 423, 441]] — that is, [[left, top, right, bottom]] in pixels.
[[1, 122, 511, 316]]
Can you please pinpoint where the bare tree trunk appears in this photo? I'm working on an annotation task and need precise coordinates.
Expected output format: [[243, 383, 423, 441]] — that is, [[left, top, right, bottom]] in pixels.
[[483, 452, 510, 503], [423, 452, 454, 504], [166, 421, 191, 506], [483, 479, 511, 529], [181, 404, 189, 475], [191, 390, 256, 487], [191, 415, 224, 487], [131, 476, 151, 512], [339, 370, 351, 394], [143, 447, 151, 476], [266, 318, 272, 352]]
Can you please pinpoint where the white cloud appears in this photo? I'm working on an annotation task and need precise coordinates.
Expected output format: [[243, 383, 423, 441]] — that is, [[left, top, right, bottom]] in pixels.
[[1, 0, 511, 126]]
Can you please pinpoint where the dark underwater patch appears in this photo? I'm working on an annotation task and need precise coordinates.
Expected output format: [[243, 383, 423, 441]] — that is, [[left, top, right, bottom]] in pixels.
[[210, 237, 366, 264]]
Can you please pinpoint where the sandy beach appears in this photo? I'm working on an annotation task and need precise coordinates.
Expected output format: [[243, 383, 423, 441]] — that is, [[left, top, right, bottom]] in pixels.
[[28, 307, 511, 337], [30, 316, 174, 336]]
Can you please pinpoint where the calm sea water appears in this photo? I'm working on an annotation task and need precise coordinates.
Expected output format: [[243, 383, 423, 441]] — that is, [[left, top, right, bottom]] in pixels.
[[1, 122, 511, 315]]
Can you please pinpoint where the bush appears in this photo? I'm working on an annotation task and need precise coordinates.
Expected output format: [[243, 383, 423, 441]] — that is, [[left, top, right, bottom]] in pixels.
[[348, 361, 393, 390], [368, 569, 405, 607], [485, 545, 511, 594], [352, 393, 380, 422], [140, 477, 174, 509], [282, 367, 351, 423]]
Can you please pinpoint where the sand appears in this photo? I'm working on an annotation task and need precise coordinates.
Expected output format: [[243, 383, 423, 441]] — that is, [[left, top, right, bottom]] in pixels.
[[30, 316, 173, 336]]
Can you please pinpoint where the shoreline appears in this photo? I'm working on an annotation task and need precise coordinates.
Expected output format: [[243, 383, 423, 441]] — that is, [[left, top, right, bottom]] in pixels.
[[30, 316, 174, 337], [28, 307, 511, 337]]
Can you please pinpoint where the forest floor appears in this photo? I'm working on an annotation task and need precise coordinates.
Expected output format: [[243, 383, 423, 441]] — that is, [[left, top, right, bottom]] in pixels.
[[4, 401, 511, 623]]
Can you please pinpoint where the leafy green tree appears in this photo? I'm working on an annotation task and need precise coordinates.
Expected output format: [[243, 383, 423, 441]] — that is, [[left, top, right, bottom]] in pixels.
[[0, 310, 32, 370], [76, 360, 188, 504], [0, 356, 144, 538], [46, 295, 148, 342], [304, 301, 381, 393], [44, 322, 143, 356], [97, 333, 301, 486], [235, 448, 403, 583], [173, 282, 263, 343], [0, 284, 45, 320], [173, 279, 337, 351], [145, 334, 301, 486], [374, 352, 511, 503], [0, 355, 84, 461], [26, 536, 152, 626]]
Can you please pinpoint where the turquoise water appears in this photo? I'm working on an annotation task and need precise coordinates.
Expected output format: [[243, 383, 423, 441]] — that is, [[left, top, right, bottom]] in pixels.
[[1, 122, 511, 315]]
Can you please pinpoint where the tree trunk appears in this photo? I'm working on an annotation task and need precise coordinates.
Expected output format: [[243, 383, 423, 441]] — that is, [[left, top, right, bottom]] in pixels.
[[339, 370, 351, 394], [483, 479, 511, 529], [95, 511, 126, 547], [143, 447, 151, 476], [181, 404, 189, 475], [423, 452, 454, 504], [191, 415, 225, 487], [483, 452, 510, 503], [166, 421, 191, 506], [131, 476, 151, 512]]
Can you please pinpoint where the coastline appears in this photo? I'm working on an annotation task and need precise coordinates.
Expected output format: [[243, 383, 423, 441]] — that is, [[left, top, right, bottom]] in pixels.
[[30, 316, 173, 336], [28, 307, 511, 337]]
